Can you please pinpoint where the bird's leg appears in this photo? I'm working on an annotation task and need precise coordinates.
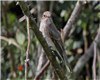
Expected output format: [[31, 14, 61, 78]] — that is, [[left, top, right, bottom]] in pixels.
[[49, 46, 56, 56], [48, 46, 62, 64], [51, 49, 62, 62]]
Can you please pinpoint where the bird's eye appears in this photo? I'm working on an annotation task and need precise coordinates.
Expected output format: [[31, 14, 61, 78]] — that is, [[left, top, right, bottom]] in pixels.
[[44, 15, 46, 17]]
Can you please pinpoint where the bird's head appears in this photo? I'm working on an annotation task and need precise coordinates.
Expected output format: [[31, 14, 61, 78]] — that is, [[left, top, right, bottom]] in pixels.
[[41, 11, 52, 24]]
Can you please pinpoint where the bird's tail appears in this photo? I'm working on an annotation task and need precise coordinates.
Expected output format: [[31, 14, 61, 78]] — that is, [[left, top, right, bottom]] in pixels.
[[62, 50, 72, 73]]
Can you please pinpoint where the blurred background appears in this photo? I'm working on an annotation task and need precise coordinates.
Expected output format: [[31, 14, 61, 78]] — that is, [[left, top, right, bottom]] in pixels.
[[1, 1, 100, 80]]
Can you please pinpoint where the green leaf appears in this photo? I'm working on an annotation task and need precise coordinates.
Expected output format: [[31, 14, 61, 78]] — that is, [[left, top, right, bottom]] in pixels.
[[1, 57, 4, 63], [60, 10, 68, 21], [65, 39, 73, 50], [98, 12, 100, 18], [7, 12, 16, 24], [28, 70, 32, 78], [16, 30, 25, 45], [60, 10, 66, 17], [73, 41, 81, 49], [82, 22, 87, 28], [95, 4, 100, 10], [77, 20, 82, 26]]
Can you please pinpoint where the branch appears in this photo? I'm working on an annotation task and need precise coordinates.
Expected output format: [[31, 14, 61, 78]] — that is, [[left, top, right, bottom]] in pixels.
[[24, 16, 30, 80], [73, 29, 100, 79], [83, 24, 91, 79], [18, 7, 36, 23], [73, 42, 94, 79], [1, 1, 9, 37], [36, 47, 47, 79], [49, 1, 54, 13], [0, 36, 22, 50], [93, 24, 100, 79], [8, 49, 16, 78], [97, 34, 100, 79], [34, 60, 50, 80], [18, 1, 67, 80], [83, 27, 88, 52], [63, 1, 85, 41]]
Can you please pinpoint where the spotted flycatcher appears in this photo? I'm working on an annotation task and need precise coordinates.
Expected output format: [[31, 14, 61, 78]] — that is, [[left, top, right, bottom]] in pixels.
[[39, 11, 72, 72]]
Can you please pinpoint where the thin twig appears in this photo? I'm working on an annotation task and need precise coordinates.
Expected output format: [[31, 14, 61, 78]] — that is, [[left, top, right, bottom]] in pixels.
[[0, 36, 22, 50], [97, 38, 100, 79], [83, 25, 91, 79], [83, 27, 88, 52], [49, 1, 54, 13], [93, 23, 100, 79], [36, 48, 47, 79], [93, 40, 96, 80], [19, 7, 36, 23], [25, 16, 30, 80], [34, 50, 61, 80], [34, 60, 50, 80], [8, 49, 16, 78]]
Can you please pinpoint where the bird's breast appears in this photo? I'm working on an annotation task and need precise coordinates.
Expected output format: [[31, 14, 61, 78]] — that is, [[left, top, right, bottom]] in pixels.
[[39, 22, 46, 37], [39, 22, 55, 47]]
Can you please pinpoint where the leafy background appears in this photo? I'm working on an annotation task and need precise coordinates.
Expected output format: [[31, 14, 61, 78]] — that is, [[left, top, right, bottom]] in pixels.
[[1, 1, 100, 80]]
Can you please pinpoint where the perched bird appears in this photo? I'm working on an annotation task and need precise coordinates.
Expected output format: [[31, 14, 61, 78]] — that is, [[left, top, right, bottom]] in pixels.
[[39, 11, 72, 72]]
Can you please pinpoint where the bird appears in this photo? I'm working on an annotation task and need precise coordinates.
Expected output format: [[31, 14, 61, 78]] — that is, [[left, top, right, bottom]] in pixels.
[[39, 11, 72, 72]]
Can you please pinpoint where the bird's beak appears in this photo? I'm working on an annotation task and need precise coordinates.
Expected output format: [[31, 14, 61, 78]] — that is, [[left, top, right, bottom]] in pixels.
[[47, 16, 51, 18]]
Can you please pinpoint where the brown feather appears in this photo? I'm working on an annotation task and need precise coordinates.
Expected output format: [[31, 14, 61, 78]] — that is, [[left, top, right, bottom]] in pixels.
[[46, 22, 72, 72]]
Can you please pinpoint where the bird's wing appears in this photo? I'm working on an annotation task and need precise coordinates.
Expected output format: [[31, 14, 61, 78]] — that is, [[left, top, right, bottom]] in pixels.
[[46, 23, 64, 57], [46, 23, 72, 72]]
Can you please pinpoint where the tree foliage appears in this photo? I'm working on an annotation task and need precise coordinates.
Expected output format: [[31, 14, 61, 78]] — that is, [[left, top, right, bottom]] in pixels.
[[1, 1, 100, 80]]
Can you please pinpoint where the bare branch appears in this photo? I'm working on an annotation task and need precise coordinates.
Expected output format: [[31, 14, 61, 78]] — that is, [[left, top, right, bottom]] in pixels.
[[73, 42, 94, 79], [49, 1, 54, 13], [34, 60, 50, 80], [25, 16, 30, 80], [73, 27, 100, 79], [19, 7, 36, 23], [93, 24, 100, 79], [36, 47, 47, 79], [97, 33, 100, 79], [63, 1, 85, 41], [0, 36, 22, 50], [83, 24, 91, 79]]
